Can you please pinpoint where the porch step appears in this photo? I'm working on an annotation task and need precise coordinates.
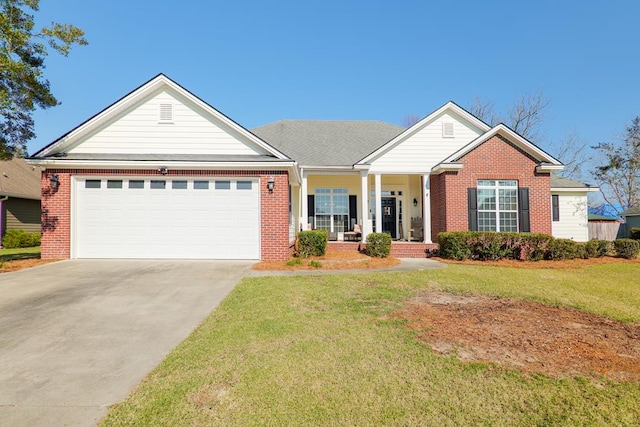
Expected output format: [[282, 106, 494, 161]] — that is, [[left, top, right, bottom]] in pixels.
[[327, 241, 438, 258]]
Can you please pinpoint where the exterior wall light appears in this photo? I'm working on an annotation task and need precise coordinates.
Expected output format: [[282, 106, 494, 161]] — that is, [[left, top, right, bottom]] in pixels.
[[267, 176, 275, 193], [413, 198, 418, 207], [158, 167, 168, 175], [49, 174, 60, 190]]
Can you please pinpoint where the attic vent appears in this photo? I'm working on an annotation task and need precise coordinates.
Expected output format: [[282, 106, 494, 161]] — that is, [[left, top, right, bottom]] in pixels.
[[159, 103, 173, 122], [442, 122, 454, 138]]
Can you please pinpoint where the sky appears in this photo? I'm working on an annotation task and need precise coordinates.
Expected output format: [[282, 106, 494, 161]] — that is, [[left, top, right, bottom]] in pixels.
[[28, 0, 640, 162]]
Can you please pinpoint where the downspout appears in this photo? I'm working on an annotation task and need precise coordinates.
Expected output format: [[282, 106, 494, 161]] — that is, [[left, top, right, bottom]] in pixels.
[[0, 195, 8, 249]]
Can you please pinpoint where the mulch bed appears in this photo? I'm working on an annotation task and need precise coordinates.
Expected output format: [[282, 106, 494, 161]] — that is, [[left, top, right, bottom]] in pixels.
[[0, 258, 57, 273], [437, 256, 640, 269], [252, 249, 400, 270], [395, 290, 640, 382]]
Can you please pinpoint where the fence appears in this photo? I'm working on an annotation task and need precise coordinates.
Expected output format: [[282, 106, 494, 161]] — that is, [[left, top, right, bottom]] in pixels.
[[588, 222, 621, 241]]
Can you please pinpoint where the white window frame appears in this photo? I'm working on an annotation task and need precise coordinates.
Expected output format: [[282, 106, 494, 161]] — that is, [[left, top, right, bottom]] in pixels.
[[315, 188, 348, 232], [477, 180, 519, 232]]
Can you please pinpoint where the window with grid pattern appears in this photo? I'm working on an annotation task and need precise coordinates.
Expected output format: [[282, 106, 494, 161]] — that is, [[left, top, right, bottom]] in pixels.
[[477, 180, 518, 232]]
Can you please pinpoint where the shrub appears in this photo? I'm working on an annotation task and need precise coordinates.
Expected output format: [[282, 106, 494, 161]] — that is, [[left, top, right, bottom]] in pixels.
[[516, 233, 554, 261], [365, 232, 392, 258], [296, 230, 328, 258], [630, 227, 640, 240], [309, 260, 322, 269], [613, 238, 640, 259], [547, 238, 580, 260], [285, 258, 302, 267], [438, 232, 472, 260], [584, 239, 612, 258], [467, 232, 513, 261], [2, 229, 41, 249]]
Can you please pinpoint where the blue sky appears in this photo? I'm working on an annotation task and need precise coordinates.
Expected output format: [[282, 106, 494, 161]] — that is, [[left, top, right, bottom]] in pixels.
[[29, 0, 640, 160]]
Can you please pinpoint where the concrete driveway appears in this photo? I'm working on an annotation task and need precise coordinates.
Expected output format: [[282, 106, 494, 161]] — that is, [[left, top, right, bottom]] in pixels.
[[0, 259, 253, 427]]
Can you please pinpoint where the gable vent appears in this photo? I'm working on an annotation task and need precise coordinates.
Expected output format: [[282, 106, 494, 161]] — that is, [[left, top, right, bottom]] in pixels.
[[159, 103, 173, 122], [442, 122, 454, 138]]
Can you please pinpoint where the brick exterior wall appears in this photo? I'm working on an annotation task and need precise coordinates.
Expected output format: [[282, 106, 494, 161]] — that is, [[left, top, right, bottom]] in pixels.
[[430, 135, 552, 241], [40, 168, 290, 261]]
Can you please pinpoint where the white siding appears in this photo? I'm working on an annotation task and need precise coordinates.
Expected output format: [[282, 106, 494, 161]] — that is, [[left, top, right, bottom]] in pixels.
[[551, 192, 589, 242], [68, 89, 267, 156], [369, 111, 484, 173]]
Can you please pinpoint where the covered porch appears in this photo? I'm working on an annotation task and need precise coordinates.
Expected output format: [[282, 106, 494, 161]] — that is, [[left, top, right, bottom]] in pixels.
[[296, 169, 433, 244]]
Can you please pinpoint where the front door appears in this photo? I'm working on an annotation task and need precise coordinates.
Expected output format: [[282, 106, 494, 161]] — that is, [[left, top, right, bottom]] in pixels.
[[381, 197, 396, 238]]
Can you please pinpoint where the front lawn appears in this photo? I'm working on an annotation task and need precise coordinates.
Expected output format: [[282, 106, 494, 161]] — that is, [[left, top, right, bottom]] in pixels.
[[0, 246, 40, 261], [102, 264, 640, 426]]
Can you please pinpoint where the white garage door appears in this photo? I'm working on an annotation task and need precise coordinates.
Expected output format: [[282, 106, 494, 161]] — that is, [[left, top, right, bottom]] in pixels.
[[74, 177, 260, 259]]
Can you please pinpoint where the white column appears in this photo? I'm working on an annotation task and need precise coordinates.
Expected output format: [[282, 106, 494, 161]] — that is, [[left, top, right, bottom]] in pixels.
[[360, 171, 369, 238], [423, 174, 432, 243], [404, 175, 411, 241], [375, 173, 382, 233], [301, 170, 308, 230]]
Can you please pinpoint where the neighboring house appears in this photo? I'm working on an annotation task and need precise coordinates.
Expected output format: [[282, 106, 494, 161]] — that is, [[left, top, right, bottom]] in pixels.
[[549, 175, 599, 242], [28, 74, 595, 260], [0, 157, 42, 246], [620, 207, 640, 237]]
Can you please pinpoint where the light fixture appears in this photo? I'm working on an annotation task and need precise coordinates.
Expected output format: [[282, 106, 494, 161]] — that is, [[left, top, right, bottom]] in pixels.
[[49, 174, 60, 190], [267, 176, 275, 193], [413, 198, 418, 207], [158, 167, 168, 175]]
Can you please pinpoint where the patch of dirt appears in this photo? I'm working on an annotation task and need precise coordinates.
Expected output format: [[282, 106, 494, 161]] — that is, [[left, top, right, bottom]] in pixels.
[[438, 256, 640, 269], [253, 249, 401, 270], [395, 290, 640, 382], [0, 258, 57, 273]]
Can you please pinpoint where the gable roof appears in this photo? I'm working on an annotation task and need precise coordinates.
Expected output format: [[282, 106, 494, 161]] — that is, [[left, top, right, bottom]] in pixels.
[[358, 101, 491, 165], [0, 158, 41, 200], [252, 120, 403, 167], [31, 73, 290, 161], [441, 123, 562, 166]]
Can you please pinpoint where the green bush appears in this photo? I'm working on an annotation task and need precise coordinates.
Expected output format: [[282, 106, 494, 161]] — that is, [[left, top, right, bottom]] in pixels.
[[438, 232, 472, 260], [365, 232, 392, 258], [516, 233, 554, 261], [2, 229, 41, 249], [468, 232, 514, 260], [630, 227, 640, 240], [547, 238, 580, 260], [584, 239, 612, 258], [613, 238, 640, 259], [296, 230, 328, 258]]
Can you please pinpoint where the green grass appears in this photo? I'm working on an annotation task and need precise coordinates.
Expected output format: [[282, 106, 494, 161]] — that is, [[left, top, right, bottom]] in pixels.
[[0, 246, 40, 261], [102, 263, 640, 426]]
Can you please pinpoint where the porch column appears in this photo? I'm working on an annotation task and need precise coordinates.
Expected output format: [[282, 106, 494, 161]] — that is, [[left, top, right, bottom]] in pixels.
[[301, 170, 308, 230], [374, 173, 382, 233], [423, 174, 432, 243], [360, 171, 369, 238]]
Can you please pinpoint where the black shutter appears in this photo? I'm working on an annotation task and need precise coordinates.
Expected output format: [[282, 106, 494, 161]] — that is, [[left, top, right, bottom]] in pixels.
[[552, 194, 560, 222], [518, 187, 530, 232], [307, 195, 315, 229], [468, 188, 478, 231], [349, 195, 357, 231]]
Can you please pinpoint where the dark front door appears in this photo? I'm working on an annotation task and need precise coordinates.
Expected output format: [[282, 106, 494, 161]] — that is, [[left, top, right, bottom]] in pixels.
[[381, 197, 396, 238]]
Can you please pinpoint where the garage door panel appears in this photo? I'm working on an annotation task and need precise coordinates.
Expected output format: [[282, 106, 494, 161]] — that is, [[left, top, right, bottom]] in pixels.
[[75, 178, 260, 259]]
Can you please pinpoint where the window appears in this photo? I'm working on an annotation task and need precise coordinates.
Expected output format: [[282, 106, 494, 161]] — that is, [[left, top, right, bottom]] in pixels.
[[552, 195, 560, 221], [172, 180, 188, 189], [477, 180, 518, 232], [129, 180, 144, 189], [194, 180, 209, 190], [107, 180, 123, 189], [150, 180, 166, 189], [237, 181, 252, 190], [315, 188, 348, 232], [215, 181, 231, 190], [85, 180, 101, 189]]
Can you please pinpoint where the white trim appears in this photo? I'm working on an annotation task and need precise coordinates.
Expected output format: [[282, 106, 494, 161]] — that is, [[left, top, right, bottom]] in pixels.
[[431, 163, 464, 174], [552, 187, 599, 193], [442, 124, 563, 166], [358, 101, 490, 164]]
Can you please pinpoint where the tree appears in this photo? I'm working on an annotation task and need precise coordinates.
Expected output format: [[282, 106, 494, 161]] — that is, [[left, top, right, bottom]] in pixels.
[[592, 116, 640, 215], [401, 114, 420, 128], [470, 89, 549, 142], [0, 0, 87, 158]]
